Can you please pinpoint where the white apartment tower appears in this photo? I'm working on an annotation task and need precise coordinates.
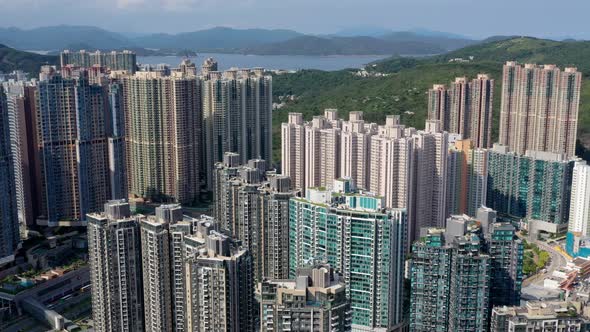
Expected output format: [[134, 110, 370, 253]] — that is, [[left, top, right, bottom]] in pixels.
[[281, 113, 306, 190], [305, 113, 341, 190], [568, 162, 590, 236], [340, 111, 376, 189], [368, 115, 414, 209]]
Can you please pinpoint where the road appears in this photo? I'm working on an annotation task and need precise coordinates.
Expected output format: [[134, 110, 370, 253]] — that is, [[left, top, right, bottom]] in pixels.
[[523, 239, 569, 287]]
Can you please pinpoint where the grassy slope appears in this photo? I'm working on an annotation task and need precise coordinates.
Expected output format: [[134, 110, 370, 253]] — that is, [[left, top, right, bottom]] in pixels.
[[0, 44, 58, 74], [272, 37, 590, 161]]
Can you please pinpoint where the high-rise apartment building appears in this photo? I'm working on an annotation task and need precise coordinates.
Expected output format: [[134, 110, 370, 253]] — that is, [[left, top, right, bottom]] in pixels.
[[486, 144, 577, 235], [410, 120, 452, 240], [566, 161, 590, 258], [428, 74, 494, 148], [259, 175, 297, 280], [367, 115, 413, 209], [0, 86, 20, 265], [410, 207, 523, 332], [2, 80, 35, 236], [107, 82, 127, 200], [470, 74, 494, 148], [409, 228, 452, 332], [123, 70, 201, 204], [35, 66, 111, 226], [448, 139, 488, 217], [447, 231, 491, 332], [486, 219, 524, 307], [185, 231, 255, 332], [201, 57, 218, 77], [340, 111, 376, 190], [499, 62, 582, 157], [213, 154, 297, 280], [410, 211, 522, 332], [281, 109, 342, 191], [139, 206, 177, 332], [202, 68, 272, 189], [89, 199, 251, 332], [281, 113, 306, 190], [60, 50, 137, 73], [87, 200, 144, 332], [259, 264, 352, 332], [281, 112, 454, 244], [289, 179, 406, 331]]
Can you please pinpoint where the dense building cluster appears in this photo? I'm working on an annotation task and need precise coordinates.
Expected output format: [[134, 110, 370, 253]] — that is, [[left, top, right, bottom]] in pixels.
[[3, 53, 590, 332]]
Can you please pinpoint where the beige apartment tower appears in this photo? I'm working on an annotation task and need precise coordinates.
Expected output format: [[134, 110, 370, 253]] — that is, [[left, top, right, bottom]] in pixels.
[[202, 68, 272, 189], [428, 74, 494, 148], [499, 62, 581, 157], [123, 71, 201, 204]]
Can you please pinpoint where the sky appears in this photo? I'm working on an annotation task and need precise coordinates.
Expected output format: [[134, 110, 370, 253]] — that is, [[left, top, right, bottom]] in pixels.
[[1, 0, 589, 39]]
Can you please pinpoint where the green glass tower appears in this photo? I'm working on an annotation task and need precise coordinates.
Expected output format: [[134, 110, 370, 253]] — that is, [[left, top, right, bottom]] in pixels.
[[486, 144, 576, 234], [289, 179, 406, 331], [410, 210, 523, 332]]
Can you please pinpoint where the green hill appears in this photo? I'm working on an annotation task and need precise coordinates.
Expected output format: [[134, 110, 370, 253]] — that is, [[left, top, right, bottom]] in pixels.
[[0, 44, 58, 74], [271, 37, 590, 161]]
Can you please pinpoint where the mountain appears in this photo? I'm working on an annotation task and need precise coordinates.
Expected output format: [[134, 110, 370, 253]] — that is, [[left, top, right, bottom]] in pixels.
[[271, 37, 590, 160], [133, 27, 304, 50], [408, 28, 470, 40], [0, 25, 131, 50], [0, 44, 58, 73], [379, 31, 477, 52], [0, 25, 477, 56], [332, 26, 394, 37], [243, 35, 447, 56]]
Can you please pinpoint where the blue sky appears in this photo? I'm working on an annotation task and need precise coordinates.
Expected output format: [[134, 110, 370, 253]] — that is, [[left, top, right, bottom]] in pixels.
[[1, 0, 588, 39]]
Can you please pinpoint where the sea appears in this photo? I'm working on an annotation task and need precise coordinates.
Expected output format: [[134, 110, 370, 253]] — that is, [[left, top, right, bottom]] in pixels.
[[137, 53, 390, 72]]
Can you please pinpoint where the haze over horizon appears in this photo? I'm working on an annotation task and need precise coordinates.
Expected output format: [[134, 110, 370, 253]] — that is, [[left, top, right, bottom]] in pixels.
[[0, 0, 588, 39]]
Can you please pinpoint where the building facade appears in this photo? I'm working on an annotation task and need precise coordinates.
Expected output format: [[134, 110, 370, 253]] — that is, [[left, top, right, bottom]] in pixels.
[[486, 144, 576, 234], [0, 86, 20, 265], [87, 200, 144, 332], [184, 231, 255, 332], [123, 70, 201, 204], [202, 68, 272, 189], [60, 50, 137, 73], [289, 179, 406, 331], [490, 301, 590, 332], [428, 74, 494, 148], [214, 154, 297, 281], [410, 211, 522, 332], [498, 62, 582, 157], [567, 161, 590, 257], [35, 67, 111, 226], [259, 264, 351, 332]]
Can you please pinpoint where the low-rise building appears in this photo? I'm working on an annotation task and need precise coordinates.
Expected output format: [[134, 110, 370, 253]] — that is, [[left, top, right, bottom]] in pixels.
[[490, 301, 590, 332]]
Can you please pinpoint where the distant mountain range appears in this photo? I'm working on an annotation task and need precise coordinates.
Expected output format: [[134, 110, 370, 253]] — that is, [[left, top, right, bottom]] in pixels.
[[0, 25, 479, 56]]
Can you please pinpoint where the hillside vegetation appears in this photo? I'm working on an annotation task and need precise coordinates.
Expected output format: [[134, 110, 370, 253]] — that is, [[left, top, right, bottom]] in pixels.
[[271, 37, 590, 161], [0, 44, 57, 74]]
